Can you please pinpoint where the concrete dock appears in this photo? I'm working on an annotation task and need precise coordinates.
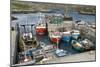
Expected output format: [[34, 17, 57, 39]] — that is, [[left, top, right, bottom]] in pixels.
[[40, 50, 95, 64], [10, 30, 17, 65]]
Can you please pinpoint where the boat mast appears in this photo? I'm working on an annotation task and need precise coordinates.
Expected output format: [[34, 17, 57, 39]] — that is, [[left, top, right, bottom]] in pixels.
[[64, 7, 68, 18], [57, 16, 59, 49], [24, 16, 28, 62], [57, 37, 59, 49], [39, 12, 42, 24]]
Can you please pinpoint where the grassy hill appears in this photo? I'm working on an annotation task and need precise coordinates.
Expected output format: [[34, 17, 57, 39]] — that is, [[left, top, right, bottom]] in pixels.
[[11, 0, 96, 14]]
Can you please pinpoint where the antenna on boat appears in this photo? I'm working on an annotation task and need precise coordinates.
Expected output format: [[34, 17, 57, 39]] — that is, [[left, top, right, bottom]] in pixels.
[[40, 12, 42, 24]]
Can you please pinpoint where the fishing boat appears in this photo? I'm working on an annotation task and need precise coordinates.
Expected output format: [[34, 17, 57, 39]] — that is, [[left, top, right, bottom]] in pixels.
[[49, 31, 62, 44], [47, 14, 63, 43], [71, 30, 80, 40], [71, 39, 94, 52], [50, 15, 63, 24], [62, 31, 71, 42], [36, 23, 47, 35], [36, 12, 47, 35]]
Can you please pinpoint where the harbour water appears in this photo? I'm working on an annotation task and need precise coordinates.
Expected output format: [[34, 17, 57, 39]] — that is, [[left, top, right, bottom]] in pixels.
[[11, 11, 96, 27], [67, 10, 96, 23]]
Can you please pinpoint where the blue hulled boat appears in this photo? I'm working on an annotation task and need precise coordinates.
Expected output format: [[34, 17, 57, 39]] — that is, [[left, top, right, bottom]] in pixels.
[[62, 31, 71, 42]]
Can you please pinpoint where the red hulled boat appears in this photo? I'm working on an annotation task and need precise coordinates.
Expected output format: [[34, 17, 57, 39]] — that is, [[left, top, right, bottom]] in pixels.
[[36, 23, 46, 35], [49, 31, 62, 43]]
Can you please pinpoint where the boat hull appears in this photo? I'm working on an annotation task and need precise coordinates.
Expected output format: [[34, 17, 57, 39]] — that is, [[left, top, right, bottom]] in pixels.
[[49, 32, 62, 43], [72, 44, 84, 52], [51, 37, 61, 43], [62, 36, 71, 42], [71, 40, 84, 52], [36, 28, 46, 35]]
